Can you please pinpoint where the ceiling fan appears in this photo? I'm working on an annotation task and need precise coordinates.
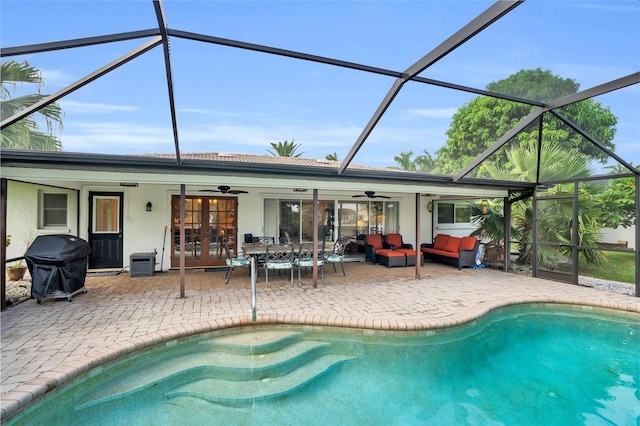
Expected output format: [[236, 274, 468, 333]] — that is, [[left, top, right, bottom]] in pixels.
[[199, 185, 248, 194], [352, 191, 390, 199]]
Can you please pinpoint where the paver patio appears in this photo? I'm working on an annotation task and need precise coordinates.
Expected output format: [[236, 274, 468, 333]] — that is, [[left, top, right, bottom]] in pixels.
[[1, 261, 639, 420]]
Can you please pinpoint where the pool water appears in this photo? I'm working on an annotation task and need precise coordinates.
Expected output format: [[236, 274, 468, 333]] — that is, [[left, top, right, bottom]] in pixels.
[[7, 306, 640, 425]]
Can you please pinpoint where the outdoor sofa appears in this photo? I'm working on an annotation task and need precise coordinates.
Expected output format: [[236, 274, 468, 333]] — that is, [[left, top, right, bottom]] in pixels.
[[420, 234, 479, 270]]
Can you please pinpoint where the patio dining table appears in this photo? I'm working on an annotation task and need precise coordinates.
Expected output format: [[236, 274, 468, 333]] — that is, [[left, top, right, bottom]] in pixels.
[[241, 242, 333, 257]]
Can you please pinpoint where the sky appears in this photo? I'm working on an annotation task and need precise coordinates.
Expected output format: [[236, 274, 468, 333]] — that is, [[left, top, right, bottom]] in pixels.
[[1, 0, 639, 172]]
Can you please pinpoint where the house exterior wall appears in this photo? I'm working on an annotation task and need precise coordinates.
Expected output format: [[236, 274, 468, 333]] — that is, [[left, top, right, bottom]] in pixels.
[[599, 225, 636, 250], [5, 180, 79, 260], [3, 167, 506, 271]]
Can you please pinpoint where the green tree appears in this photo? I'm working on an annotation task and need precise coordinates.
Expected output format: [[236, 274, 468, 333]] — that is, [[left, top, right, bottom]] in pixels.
[[325, 152, 339, 161], [266, 140, 303, 157], [435, 69, 617, 175], [593, 163, 637, 229], [391, 150, 436, 172], [1, 60, 63, 150]]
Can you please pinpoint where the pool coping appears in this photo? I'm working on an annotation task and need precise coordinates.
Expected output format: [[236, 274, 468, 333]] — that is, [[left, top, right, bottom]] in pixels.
[[2, 295, 639, 421]]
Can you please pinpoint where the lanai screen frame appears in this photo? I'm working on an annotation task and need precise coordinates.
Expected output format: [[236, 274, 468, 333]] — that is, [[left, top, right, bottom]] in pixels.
[[0, 0, 638, 297]]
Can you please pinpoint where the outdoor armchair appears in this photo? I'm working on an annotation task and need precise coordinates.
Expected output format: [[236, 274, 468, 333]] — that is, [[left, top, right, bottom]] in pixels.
[[384, 233, 421, 266], [363, 234, 397, 265]]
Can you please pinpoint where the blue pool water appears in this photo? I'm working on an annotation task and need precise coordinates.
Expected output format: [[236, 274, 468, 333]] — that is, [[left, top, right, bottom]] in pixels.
[[7, 305, 640, 425]]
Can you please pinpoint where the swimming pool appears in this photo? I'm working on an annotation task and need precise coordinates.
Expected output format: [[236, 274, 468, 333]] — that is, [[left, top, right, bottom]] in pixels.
[[6, 305, 639, 425]]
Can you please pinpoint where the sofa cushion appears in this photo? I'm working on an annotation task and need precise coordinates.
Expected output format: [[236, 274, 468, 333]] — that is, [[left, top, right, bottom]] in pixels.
[[366, 234, 384, 250], [443, 236, 462, 253], [433, 248, 459, 258], [433, 234, 450, 250], [460, 236, 477, 251]]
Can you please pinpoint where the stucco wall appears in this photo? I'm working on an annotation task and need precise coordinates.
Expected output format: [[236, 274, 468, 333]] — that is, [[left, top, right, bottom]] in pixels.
[[6, 180, 79, 260], [599, 225, 636, 250], [5, 181, 441, 271]]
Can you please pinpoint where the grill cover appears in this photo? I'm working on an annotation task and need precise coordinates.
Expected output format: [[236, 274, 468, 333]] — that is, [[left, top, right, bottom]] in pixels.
[[25, 235, 92, 300]]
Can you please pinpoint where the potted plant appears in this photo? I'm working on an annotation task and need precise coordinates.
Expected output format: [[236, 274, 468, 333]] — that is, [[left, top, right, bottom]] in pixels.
[[5, 233, 31, 281], [7, 260, 27, 281]]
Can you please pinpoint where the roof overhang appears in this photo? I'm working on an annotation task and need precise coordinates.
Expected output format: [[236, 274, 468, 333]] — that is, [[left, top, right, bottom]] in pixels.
[[0, 149, 535, 196]]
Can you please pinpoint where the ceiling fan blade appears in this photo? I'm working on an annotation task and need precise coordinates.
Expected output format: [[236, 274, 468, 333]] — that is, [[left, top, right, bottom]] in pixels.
[[228, 190, 249, 194], [352, 191, 390, 199], [199, 189, 222, 193]]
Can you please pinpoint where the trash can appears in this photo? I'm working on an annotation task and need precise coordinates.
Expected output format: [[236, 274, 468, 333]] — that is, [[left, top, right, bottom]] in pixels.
[[25, 234, 92, 304]]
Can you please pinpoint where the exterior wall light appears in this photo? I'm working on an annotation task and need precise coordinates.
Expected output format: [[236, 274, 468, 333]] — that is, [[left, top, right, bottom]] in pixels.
[[426, 200, 433, 213], [146, 201, 152, 212], [480, 199, 490, 214]]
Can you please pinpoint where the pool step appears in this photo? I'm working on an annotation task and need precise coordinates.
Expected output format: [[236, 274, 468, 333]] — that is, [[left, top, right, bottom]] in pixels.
[[75, 330, 355, 411], [199, 330, 305, 355], [166, 354, 354, 404]]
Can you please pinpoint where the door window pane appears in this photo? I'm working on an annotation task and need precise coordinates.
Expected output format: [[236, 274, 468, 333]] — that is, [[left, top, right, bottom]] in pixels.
[[93, 197, 119, 232]]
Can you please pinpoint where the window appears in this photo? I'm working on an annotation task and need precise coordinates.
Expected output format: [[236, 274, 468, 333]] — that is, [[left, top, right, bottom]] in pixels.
[[264, 198, 335, 242], [337, 200, 399, 239], [40, 193, 68, 228], [437, 202, 472, 224]]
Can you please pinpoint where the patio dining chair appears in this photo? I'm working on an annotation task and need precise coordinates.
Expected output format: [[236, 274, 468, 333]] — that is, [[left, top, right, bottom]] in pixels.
[[324, 238, 347, 276], [264, 244, 294, 288], [253, 236, 275, 268], [222, 240, 250, 284], [293, 242, 325, 286]]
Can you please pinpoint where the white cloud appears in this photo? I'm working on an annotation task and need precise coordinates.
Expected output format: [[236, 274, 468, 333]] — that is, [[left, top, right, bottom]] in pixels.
[[60, 121, 173, 153], [59, 100, 138, 114], [405, 107, 458, 119], [39, 68, 73, 87]]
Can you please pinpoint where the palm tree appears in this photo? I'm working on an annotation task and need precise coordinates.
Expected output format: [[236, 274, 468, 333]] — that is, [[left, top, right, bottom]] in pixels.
[[325, 152, 339, 161], [1, 60, 63, 150], [266, 140, 303, 157], [473, 142, 604, 269], [392, 151, 417, 171], [392, 150, 436, 172]]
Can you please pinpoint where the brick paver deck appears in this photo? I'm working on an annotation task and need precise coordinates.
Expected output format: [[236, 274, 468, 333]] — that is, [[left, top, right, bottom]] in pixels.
[[2, 262, 639, 420]]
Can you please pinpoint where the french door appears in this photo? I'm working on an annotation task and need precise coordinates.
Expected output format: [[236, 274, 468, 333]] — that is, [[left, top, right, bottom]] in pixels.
[[171, 196, 238, 267]]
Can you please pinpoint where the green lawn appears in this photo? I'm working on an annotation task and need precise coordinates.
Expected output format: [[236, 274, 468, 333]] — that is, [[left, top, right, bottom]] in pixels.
[[580, 251, 635, 284]]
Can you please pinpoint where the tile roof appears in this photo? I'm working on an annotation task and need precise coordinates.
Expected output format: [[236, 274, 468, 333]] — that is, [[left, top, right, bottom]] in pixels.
[[145, 152, 386, 171]]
